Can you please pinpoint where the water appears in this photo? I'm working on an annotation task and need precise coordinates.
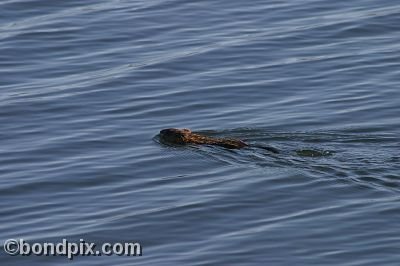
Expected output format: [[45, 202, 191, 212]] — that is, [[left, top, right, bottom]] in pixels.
[[1, 0, 399, 265]]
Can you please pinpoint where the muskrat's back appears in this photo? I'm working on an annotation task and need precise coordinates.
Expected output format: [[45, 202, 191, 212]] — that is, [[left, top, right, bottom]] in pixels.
[[159, 128, 247, 149]]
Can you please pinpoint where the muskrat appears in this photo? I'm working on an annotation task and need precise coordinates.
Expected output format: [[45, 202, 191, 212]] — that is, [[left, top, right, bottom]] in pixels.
[[159, 128, 279, 153]]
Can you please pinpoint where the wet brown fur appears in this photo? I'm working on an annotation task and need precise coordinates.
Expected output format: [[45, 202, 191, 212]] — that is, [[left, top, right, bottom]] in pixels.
[[159, 128, 248, 149]]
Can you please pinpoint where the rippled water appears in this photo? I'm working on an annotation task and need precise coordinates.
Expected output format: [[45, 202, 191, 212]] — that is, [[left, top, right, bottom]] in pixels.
[[1, 0, 400, 265]]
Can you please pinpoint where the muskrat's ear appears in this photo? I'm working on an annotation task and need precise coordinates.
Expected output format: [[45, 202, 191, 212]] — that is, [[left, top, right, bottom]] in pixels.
[[182, 128, 192, 133]]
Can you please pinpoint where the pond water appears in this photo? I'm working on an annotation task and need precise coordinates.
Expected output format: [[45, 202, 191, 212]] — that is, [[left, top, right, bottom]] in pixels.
[[1, 0, 399, 265]]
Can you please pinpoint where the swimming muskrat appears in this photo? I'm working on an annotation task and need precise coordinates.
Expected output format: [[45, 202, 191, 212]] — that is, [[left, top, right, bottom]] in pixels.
[[159, 128, 279, 153]]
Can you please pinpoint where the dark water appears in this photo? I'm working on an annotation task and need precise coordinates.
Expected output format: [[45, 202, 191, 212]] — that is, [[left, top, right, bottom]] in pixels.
[[1, 0, 400, 265]]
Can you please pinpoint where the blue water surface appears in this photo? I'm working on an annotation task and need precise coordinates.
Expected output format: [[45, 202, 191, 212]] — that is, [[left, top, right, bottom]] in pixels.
[[1, 0, 399, 265]]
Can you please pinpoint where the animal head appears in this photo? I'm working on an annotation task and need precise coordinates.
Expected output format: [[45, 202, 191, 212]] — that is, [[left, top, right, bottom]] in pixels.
[[159, 128, 192, 144]]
